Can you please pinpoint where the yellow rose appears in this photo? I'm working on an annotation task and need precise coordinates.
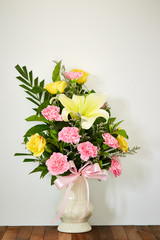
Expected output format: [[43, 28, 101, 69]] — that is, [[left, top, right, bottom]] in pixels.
[[26, 133, 46, 157], [45, 81, 66, 94], [117, 135, 128, 152], [71, 69, 89, 84]]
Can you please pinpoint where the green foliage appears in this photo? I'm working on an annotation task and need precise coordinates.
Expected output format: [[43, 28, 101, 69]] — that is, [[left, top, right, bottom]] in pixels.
[[25, 115, 49, 124], [29, 165, 47, 174], [51, 175, 57, 185], [24, 124, 50, 137], [112, 129, 129, 139], [52, 61, 61, 82], [14, 153, 32, 156], [23, 158, 37, 162], [15, 65, 46, 109]]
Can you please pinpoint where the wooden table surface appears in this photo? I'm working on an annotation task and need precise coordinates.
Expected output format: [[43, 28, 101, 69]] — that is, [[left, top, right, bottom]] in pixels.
[[0, 226, 160, 240]]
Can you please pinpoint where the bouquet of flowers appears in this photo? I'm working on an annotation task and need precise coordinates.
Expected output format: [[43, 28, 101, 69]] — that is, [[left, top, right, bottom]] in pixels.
[[15, 61, 139, 185]]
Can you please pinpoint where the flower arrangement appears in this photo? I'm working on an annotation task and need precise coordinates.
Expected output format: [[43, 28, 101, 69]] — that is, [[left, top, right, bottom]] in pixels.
[[15, 61, 139, 185]]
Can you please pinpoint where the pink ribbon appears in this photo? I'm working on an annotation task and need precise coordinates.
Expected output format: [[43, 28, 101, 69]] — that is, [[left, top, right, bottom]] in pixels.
[[51, 161, 108, 224]]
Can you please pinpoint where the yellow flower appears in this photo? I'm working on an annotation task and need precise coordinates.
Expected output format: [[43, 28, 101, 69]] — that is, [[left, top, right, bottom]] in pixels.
[[58, 93, 109, 129], [71, 69, 89, 84], [26, 133, 46, 157], [117, 135, 128, 152], [45, 81, 66, 94]]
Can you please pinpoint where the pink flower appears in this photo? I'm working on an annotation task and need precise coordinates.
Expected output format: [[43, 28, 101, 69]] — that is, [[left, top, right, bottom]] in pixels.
[[41, 105, 63, 121], [77, 141, 98, 161], [102, 133, 119, 149], [46, 152, 69, 175], [58, 127, 81, 144], [65, 71, 83, 80], [109, 156, 121, 177]]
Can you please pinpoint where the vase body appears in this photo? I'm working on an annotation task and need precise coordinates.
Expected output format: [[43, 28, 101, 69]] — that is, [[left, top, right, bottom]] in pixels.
[[56, 176, 93, 233]]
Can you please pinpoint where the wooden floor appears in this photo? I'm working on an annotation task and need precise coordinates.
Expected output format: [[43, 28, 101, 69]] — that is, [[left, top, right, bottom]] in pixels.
[[0, 226, 160, 240]]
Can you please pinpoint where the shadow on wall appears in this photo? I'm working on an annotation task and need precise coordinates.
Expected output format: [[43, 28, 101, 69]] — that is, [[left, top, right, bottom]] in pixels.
[[88, 96, 152, 224]]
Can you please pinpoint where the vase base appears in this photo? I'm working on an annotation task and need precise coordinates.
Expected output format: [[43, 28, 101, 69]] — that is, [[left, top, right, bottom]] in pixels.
[[57, 222, 92, 233]]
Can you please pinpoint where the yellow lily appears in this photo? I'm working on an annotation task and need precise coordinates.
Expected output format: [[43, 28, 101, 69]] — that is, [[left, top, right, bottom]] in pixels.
[[58, 93, 109, 129]]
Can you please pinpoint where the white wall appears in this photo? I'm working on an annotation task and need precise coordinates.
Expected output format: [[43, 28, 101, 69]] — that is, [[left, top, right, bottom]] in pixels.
[[0, 0, 160, 225]]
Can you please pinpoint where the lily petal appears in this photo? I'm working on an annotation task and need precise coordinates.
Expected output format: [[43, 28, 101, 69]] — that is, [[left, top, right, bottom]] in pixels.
[[81, 93, 108, 116], [89, 108, 109, 120], [72, 95, 85, 112], [81, 109, 109, 129], [61, 108, 70, 121], [81, 116, 97, 129], [58, 94, 78, 112]]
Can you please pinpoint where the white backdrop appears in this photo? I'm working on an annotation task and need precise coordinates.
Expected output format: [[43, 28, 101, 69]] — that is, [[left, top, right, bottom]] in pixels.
[[0, 0, 160, 225]]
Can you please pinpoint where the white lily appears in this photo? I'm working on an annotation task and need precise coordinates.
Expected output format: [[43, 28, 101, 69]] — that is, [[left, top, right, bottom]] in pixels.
[[58, 93, 109, 129]]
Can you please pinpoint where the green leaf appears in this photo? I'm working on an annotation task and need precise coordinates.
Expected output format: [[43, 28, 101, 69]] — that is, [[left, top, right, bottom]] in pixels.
[[37, 100, 50, 114], [97, 138, 103, 144], [22, 66, 28, 80], [112, 129, 129, 139], [25, 91, 39, 101], [52, 61, 61, 82], [40, 80, 45, 88], [29, 165, 46, 174], [51, 175, 57, 185], [19, 84, 32, 92], [109, 124, 112, 133], [15, 65, 27, 79], [24, 124, 50, 137], [44, 91, 50, 101], [23, 158, 37, 162], [26, 97, 40, 106], [39, 80, 45, 100], [32, 86, 45, 94], [99, 160, 103, 168], [113, 120, 124, 130], [40, 168, 49, 178], [16, 76, 31, 87], [14, 153, 32, 156], [24, 136, 29, 143], [29, 71, 33, 85], [103, 144, 109, 150], [45, 145, 53, 153], [109, 117, 116, 123], [25, 115, 49, 124], [34, 77, 38, 86], [50, 129, 58, 137], [46, 138, 59, 148]]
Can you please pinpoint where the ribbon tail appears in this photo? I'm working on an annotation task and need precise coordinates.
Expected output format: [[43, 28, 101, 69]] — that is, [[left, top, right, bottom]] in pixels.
[[50, 182, 74, 224]]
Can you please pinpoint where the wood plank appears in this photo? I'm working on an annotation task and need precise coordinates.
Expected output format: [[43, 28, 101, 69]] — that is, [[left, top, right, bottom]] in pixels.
[[30, 226, 46, 240], [0, 227, 7, 240], [97, 226, 114, 240], [137, 226, 157, 240], [124, 226, 142, 240], [58, 232, 72, 240], [44, 226, 58, 240], [111, 226, 128, 240], [150, 226, 160, 240], [2, 227, 19, 240], [16, 226, 33, 240], [72, 226, 99, 240]]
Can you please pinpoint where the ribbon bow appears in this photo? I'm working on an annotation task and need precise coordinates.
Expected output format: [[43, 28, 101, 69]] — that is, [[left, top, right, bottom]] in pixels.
[[51, 161, 108, 223]]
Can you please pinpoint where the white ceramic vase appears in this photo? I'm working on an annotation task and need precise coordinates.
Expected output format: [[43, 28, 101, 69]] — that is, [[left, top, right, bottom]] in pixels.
[[56, 176, 93, 233]]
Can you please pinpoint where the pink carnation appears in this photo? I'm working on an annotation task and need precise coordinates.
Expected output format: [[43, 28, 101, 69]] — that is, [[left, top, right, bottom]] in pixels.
[[46, 152, 69, 175], [41, 105, 63, 121], [58, 127, 81, 144], [109, 156, 121, 177], [77, 141, 98, 161], [65, 71, 83, 80], [102, 133, 119, 149]]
